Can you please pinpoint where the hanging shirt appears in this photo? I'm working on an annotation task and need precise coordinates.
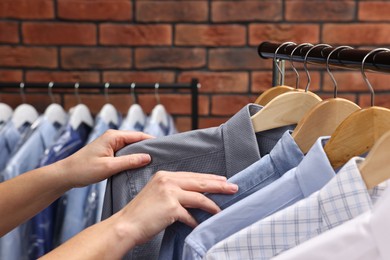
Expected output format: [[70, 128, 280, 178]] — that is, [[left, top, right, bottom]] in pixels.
[[0, 119, 31, 173], [144, 113, 177, 137], [204, 157, 387, 260], [159, 130, 304, 260], [274, 173, 390, 260], [102, 104, 295, 260], [120, 114, 146, 132], [0, 116, 65, 260], [182, 136, 336, 260], [28, 121, 91, 259]]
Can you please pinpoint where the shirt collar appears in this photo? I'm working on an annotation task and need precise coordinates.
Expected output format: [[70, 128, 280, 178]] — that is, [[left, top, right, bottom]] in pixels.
[[37, 116, 63, 149], [269, 130, 304, 175], [222, 104, 263, 177], [295, 136, 336, 197], [318, 157, 385, 228], [370, 182, 390, 259]]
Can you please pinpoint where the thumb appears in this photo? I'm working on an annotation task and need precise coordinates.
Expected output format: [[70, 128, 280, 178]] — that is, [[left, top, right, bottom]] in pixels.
[[108, 153, 151, 175]]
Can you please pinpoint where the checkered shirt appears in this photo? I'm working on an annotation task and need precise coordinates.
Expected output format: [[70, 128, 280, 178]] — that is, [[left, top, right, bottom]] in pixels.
[[204, 157, 386, 260]]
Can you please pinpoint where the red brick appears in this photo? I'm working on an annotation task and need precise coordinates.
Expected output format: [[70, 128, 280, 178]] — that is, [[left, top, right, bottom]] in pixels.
[[285, 1, 355, 21], [0, 70, 23, 82], [100, 24, 171, 46], [23, 23, 96, 45], [322, 71, 390, 92], [359, 94, 390, 109], [0, 0, 54, 19], [249, 24, 320, 46], [26, 71, 100, 83], [199, 117, 229, 129], [0, 22, 19, 44], [178, 71, 249, 93], [175, 25, 246, 46], [61, 48, 132, 69], [135, 48, 206, 69], [212, 1, 282, 22], [209, 48, 272, 70], [251, 71, 321, 93], [103, 71, 175, 84], [138, 94, 209, 116], [211, 95, 256, 116], [175, 117, 191, 132], [0, 46, 57, 68], [359, 1, 390, 22], [323, 24, 390, 45], [136, 1, 208, 22], [58, 0, 132, 21]]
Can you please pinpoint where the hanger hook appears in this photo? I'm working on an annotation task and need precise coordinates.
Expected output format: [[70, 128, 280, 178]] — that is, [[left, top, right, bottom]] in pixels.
[[19, 82, 26, 103], [130, 82, 137, 104], [326, 46, 353, 98], [104, 82, 110, 103], [74, 82, 81, 104], [361, 48, 390, 106], [303, 43, 332, 92], [154, 83, 161, 105], [274, 42, 296, 85], [289, 43, 313, 89], [48, 81, 55, 103]]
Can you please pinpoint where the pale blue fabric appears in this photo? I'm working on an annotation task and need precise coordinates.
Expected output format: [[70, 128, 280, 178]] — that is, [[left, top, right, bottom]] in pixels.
[[144, 113, 177, 137], [29, 121, 91, 259], [120, 115, 146, 132], [0, 116, 64, 260], [158, 131, 304, 260], [0, 119, 31, 172], [182, 136, 336, 260]]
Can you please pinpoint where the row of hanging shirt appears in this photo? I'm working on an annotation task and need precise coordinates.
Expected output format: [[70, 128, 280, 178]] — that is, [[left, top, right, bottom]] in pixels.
[[101, 43, 390, 260], [0, 97, 177, 260]]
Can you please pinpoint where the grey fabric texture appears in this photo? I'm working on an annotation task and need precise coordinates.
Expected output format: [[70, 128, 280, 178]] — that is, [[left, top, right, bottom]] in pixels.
[[101, 104, 293, 260]]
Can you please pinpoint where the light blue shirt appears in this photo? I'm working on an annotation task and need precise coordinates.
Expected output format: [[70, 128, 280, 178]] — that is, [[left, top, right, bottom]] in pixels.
[[0, 116, 64, 260], [158, 130, 304, 260], [144, 113, 177, 137], [0, 120, 31, 172], [182, 136, 336, 260]]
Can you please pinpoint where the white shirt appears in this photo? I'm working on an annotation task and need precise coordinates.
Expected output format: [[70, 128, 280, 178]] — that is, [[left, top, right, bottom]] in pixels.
[[274, 178, 390, 260]]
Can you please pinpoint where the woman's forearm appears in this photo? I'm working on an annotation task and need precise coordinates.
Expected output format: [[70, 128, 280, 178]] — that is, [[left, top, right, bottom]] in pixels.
[[0, 161, 70, 236]]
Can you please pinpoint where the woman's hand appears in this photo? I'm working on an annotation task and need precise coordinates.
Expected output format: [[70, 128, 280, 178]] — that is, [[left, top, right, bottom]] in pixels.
[[57, 130, 153, 188], [116, 171, 239, 246]]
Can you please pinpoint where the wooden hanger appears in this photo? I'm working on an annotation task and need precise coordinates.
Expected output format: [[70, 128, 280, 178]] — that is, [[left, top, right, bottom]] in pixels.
[[255, 42, 297, 106], [359, 130, 390, 189], [292, 46, 361, 154], [251, 43, 327, 133], [324, 48, 390, 169], [251, 90, 322, 132]]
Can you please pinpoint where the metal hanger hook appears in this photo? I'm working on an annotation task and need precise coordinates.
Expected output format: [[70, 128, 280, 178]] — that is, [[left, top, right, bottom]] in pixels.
[[20, 82, 26, 103], [274, 42, 296, 85], [130, 82, 137, 104], [326, 46, 353, 98], [104, 82, 110, 103], [361, 47, 390, 106], [48, 81, 55, 103], [154, 83, 161, 105], [290, 43, 313, 89], [303, 43, 332, 92], [74, 82, 81, 104]]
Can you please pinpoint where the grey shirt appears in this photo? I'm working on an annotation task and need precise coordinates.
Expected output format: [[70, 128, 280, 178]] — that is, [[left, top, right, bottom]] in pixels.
[[102, 104, 294, 260]]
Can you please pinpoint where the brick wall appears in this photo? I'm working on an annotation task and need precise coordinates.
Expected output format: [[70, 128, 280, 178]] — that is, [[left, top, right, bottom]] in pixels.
[[1, 0, 390, 132]]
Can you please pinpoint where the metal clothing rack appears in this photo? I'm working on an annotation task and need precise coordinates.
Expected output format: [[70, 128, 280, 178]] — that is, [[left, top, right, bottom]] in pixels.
[[0, 78, 200, 130], [258, 42, 390, 86]]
